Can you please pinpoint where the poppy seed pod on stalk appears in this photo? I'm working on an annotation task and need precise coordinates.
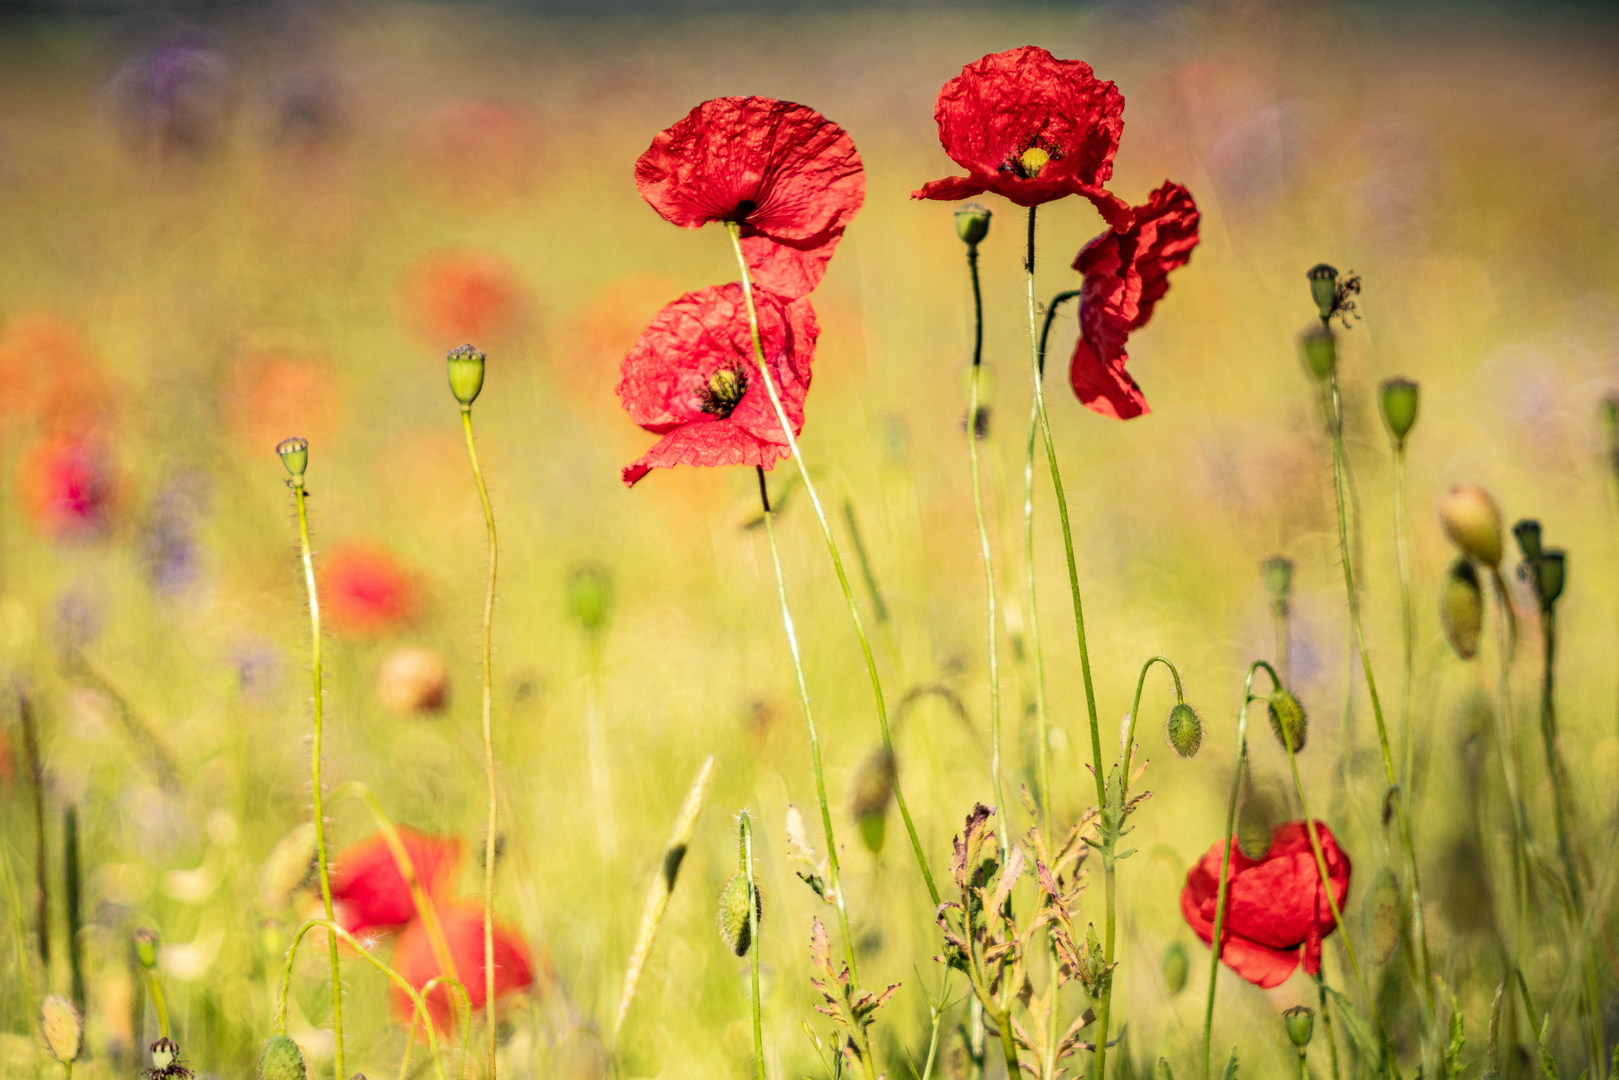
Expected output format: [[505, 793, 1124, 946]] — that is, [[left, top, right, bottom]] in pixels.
[[849, 745, 897, 853], [1261, 555, 1293, 604], [446, 343, 486, 407], [149, 1037, 181, 1073], [275, 437, 308, 482], [955, 202, 991, 246], [1307, 264, 1338, 322], [1439, 484, 1503, 567], [1300, 325, 1336, 381], [567, 563, 613, 635], [1162, 940, 1189, 995], [1379, 377, 1419, 444], [1283, 1005, 1315, 1049], [133, 927, 159, 969], [1441, 558, 1484, 659]]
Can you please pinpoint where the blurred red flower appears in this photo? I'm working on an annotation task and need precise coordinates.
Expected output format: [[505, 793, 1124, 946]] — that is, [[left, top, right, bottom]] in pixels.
[[635, 97, 864, 299], [19, 433, 115, 539], [1180, 820, 1351, 989], [912, 46, 1130, 225], [224, 351, 342, 454], [391, 902, 534, 1035], [617, 283, 818, 487], [401, 249, 525, 350], [319, 541, 419, 638], [0, 314, 114, 437], [1068, 181, 1200, 419], [331, 827, 464, 935]]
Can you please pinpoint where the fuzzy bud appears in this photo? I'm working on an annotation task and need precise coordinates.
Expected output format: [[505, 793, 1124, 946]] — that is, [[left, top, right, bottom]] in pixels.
[[1300, 325, 1336, 381], [257, 1034, 308, 1080], [1378, 377, 1419, 445], [955, 202, 992, 246], [1162, 941, 1189, 996], [1261, 555, 1293, 603], [718, 872, 762, 957], [1267, 688, 1308, 754], [1283, 1005, 1315, 1050], [849, 746, 897, 854], [276, 437, 308, 482], [133, 926, 160, 969], [1237, 786, 1284, 860], [1440, 557, 1483, 660], [1306, 264, 1338, 322], [150, 1037, 181, 1071], [1165, 703, 1203, 759], [567, 563, 613, 636], [1366, 867, 1402, 965], [446, 344, 486, 407], [1438, 484, 1503, 567], [261, 823, 319, 908], [39, 995, 83, 1064], [376, 646, 449, 715]]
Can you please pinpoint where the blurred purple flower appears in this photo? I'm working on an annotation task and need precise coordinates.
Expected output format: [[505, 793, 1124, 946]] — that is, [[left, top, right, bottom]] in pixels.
[[234, 639, 283, 704], [52, 585, 101, 658], [107, 34, 231, 157], [141, 474, 207, 597]]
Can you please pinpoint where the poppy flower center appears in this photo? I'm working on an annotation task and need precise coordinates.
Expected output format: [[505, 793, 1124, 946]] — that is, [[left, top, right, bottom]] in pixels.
[[1006, 138, 1062, 180], [728, 199, 758, 224], [698, 365, 749, 418]]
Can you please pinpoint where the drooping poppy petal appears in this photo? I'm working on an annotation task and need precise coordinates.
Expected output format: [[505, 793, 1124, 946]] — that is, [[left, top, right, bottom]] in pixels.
[[319, 540, 420, 639], [330, 827, 464, 935], [635, 97, 865, 299], [617, 283, 818, 487], [1180, 820, 1351, 990], [912, 46, 1130, 219], [1068, 181, 1200, 419], [390, 903, 535, 1035]]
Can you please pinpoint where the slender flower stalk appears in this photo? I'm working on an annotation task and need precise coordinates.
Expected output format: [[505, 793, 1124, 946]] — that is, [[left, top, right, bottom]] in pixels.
[[725, 222, 939, 908], [132, 928, 169, 1039], [19, 687, 49, 969], [278, 436, 344, 1079], [741, 813, 766, 1080]]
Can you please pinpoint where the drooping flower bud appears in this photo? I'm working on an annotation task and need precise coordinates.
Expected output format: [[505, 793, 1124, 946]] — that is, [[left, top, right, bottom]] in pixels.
[[1267, 688, 1308, 754], [1165, 703, 1203, 759], [446, 344, 486, 407], [1438, 484, 1503, 567], [1366, 867, 1402, 965], [257, 1034, 308, 1080], [1261, 556, 1293, 604], [718, 872, 763, 957], [39, 995, 83, 1064], [849, 746, 897, 854], [276, 437, 308, 482], [1440, 558, 1483, 660], [133, 926, 160, 969], [1378, 377, 1419, 445], [1300, 325, 1336, 381], [955, 202, 992, 247], [1307, 264, 1338, 322], [1283, 1005, 1315, 1050], [567, 563, 614, 636], [1237, 785, 1284, 860], [1161, 941, 1189, 996]]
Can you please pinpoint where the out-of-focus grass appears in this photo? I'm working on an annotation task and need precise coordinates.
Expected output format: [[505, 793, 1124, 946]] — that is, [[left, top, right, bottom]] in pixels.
[[0, 2, 1616, 1077]]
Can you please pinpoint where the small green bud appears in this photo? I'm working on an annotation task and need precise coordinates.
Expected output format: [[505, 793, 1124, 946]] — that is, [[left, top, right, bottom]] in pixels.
[[1260, 555, 1293, 603], [1438, 484, 1503, 567], [1162, 941, 1189, 996], [276, 437, 308, 482], [150, 1037, 181, 1071], [1237, 786, 1283, 860], [39, 995, 83, 1064], [133, 926, 160, 970], [1366, 867, 1402, 965], [1378, 377, 1419, 444], [1536, 550, 1566, 611], [1512, 519, 1543, 563], [718, 872, 763, 957], [1307, 264, 1338, 322], [257, 1033, 308, 1080], [1283, 1004, 1315, 1049], [1267, 688, 1308, 754], [446, 344, 486, 407], [1300, 325, 1337, 381], [1165, 703, 1203, 759], [1440, 558, 1483, 660], [955, 202, 992, 246], [567, 563, 613, 636], [849, 746, 897, 855]]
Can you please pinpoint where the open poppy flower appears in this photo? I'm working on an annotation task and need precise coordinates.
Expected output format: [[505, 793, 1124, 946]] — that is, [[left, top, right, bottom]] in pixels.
[[1068, 181, 1200, 419], [913, 46, 1130, 225], [1180, 820, 1351, 989], [331, 827, 463, 935], [318, 540, 420, 638], [20, 433, 115, 539], [635, 97, 864, 299], [617, 283, 818, 487], [391, 902, 534, 1035]]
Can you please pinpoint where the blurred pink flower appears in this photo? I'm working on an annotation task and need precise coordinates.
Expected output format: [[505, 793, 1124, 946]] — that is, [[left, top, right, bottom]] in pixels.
[[401, 250, 525, 350], [319, 540, 420, 639], [19, 433, 115, 539]]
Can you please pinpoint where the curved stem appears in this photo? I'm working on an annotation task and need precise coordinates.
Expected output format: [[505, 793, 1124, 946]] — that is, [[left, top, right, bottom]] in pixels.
[[1121, 656, 1185, 787], [459, 406, 500, 1080], [145, 968, 170, 1040], [727, 223, 938, 909], [292, 479, 344, 1080], [743, 813, 766, 1080]]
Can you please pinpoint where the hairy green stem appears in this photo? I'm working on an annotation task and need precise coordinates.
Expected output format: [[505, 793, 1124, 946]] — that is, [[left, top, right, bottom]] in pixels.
[[743, 813, 766, 1080]]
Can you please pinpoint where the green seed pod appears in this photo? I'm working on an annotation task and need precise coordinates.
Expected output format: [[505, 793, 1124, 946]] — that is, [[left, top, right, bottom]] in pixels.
[[955, 202, 992, 247], [1536, 550, 1566, 610], [39, 995, 83, 1064], [261, 822, 319, 908], [276, 437, 308, 482], [133, 926, 160, 970], [150, 1038, 181, 1072], [1379, 377, 1419, 445], [1300, 325, 1337, 381], [1307, 264, 1339, 322], [1283, 1004, 1315, 1049], [1512, 519, 1543, 563], [1260, 555, 1293, 603], [1162, 941, 1189, 996], [1440, 557, 1483, 660], [446, 344, 486, 407], [718, 872, 763, 957], [849, 746, 897, 855], [566, 563, 613, 636], [1237, 786, 1284, 860], [1366, 867, 1402, 965], [1267, 688, 1308, 754], [1165, 703, 1203, 759], [257, 1034, 308, 1080], [1438, 484, 1503, 567]]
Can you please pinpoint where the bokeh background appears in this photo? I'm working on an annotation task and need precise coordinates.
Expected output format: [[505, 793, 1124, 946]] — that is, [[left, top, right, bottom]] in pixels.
[[1, 1, 1618, 1076]]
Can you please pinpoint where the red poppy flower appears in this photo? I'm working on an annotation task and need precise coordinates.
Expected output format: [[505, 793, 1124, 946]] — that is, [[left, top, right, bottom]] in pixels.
[[617, 283, 818, 487], [20, 433, 115, 539], [1067, 181, 1200, 420], [331, 827, 463, 936], [400, 249, 525, 349], [223, 350, 343, 454], [912, 46, 1131, 224], [319, 540, 419, 638], [635, 97, 864, 299], [1180, 820, 1352, 989], [391, 902, 534, 1035]]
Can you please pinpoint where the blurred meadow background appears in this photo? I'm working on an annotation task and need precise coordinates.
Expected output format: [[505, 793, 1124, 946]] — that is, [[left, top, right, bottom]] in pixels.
[[2, 0, 1619, 1077]]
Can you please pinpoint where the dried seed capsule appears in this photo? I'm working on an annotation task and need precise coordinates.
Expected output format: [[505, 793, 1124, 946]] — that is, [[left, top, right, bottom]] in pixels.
[[1165, 703, 1203, 759], [1440, 558, 1483, 660], [955, 202, 992, 246], [849, 746, 897, 854], [1267, 688, 1308, 754], [1283, 1005, 1315, 1049], [1366, 867, 1402, 965], [257, 1034, 308, 1080], [1438, 484, 1503, 567], [1379, 377, 1419, 444], [39, 995, 83, 1064], [718, 872, 763, 957], [275, 437, 308, 481], [446, 344, 486, 407], [1162, 941, 1189, 996], [1307, 264, 1339, 322]]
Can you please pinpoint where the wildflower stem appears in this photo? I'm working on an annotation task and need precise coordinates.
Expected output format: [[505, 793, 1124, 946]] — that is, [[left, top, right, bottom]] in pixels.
[[291, 474, 344, 1080], [742, 812, 766, 1080], [146, 966, 170, 1039], [1392, 442, 1414, 792], [1315, 972, 1342, 1080], [726, 222, 939, 908], [1121, 655, 1185, 784], [1282, 738, 1366, 993], [458, 405, 500, 1080]]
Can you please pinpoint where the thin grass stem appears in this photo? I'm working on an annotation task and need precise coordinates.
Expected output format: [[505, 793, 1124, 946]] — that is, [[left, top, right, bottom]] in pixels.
[[743, 812, 767, 1080]]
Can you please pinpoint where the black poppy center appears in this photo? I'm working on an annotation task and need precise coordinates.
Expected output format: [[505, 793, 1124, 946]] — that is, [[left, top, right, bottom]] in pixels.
[[698, 365, 749, 418], [728, 198, 758, 223]]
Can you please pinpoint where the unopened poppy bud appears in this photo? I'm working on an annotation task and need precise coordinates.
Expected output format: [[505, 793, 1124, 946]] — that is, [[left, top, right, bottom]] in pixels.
[[849, 746, 897, 854], [151, 1037, 180, 1071], [1165, 703, 1203, 759], [446, 344, 486, 407], [39, 995, 83, 1064], [1366, 867, 1401, 965], [257, 1034, 308, 1080], [1438, 484, 1503, 567], [567, 563, 613, 635], [1300, 325, 1336, 381], [276, 437, 308, 481], [955, 202, 992, 246], [1440, 558, 1483, 660], [1261, 555, 1293, 603], [1237, 786, 1283, 860], [1267, 688, 1308, 754], [376, 646, 449, 715], [718, 872, 763, 957], [133, 926, 160, 969], [1162, 941, 1189, 995], [1379, 377, 1419, 445], [1307, 264, 1338, 322], [1283, 1005, 1315, 1049]]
